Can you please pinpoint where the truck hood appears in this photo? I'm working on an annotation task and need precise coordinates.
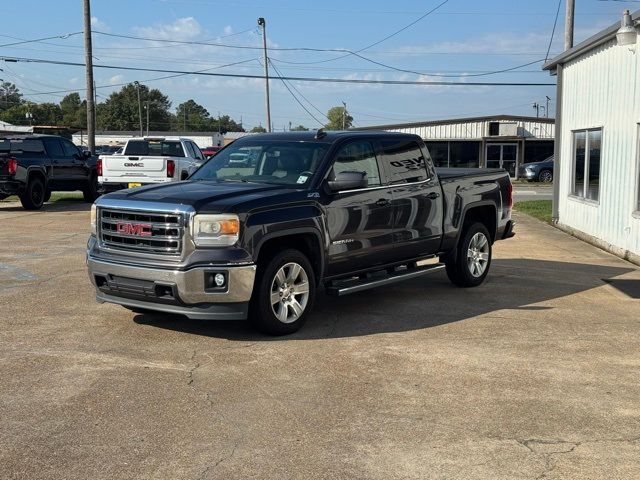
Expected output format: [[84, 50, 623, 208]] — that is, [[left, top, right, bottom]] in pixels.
[[101, 180, 304, 211]]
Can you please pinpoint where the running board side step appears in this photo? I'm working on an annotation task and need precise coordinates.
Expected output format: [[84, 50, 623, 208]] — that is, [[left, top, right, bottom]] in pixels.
[[325, 263, 446, 297]]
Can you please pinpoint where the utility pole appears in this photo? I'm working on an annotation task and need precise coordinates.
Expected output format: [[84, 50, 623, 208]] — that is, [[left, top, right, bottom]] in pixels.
[[565, 0, 575, 50], [133, 81, 143, 136], [83, 0, 95, 153], [533, 102, 540, 118], [145, 101, 150, 136], [257, 17, 271, 132], [545, 96, 551, 118], [342, 101, 347, 130]]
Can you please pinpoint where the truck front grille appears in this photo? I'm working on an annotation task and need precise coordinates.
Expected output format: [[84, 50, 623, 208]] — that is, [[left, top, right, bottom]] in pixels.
[[99, 209, 184, 255]]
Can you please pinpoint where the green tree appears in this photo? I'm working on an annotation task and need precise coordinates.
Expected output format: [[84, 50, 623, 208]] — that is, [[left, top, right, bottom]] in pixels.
[[325, 106, 353, 130], [0, 102, 62, 126], [175, 99, 211, 131], [97, 83, 172, 131], [216, 115, 244, 134], [59, 93, 86, 128], [250, 125, 267, 133], [0, 81, 23, 113], [290, 124, 308, 131]]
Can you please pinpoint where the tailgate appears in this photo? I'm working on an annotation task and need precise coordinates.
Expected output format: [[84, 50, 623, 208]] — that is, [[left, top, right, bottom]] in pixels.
[[102, 155, 168, 179]]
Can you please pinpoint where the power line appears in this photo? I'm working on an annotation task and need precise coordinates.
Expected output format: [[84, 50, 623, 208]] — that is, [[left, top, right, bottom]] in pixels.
[[0, 55, 556, 87], [545, 0, 563, 62], [0, 32, 82, 48], [267, 59, 324, 127], [268, 60, 328, 120]]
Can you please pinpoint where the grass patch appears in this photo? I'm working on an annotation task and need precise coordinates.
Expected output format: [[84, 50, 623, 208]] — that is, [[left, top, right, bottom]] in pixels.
[[1, 192, 84, 203], [514, 200, 552, 224]]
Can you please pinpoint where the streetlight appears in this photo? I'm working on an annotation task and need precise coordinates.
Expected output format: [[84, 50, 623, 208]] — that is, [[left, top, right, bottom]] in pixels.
[[133, 81, 143, 136], [617, 10, 637, 46]]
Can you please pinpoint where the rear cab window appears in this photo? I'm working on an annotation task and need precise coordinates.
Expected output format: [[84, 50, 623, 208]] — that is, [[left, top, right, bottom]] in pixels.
[[10, 138, 46, 156], [380, 139, 429, 184], [124, 140, 185, 157]]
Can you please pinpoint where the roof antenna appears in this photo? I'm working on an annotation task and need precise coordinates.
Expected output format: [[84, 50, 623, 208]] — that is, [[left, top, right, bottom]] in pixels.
[[315, 128, 326, 139]]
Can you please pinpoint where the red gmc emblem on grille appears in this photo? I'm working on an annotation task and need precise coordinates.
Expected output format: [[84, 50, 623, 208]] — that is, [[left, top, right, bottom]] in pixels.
[[116, 222, 152, 237]]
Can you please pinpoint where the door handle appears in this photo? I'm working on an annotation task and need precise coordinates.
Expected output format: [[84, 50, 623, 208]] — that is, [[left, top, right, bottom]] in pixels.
[[427, 192, 440, 199], [376, 198, 391, 207]]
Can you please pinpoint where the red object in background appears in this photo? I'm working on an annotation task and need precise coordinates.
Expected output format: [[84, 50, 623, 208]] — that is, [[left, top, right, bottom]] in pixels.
[[7, 157, 17, 176], [96, 158, 103, 176], [166, 159, 175, 178], [201, 146, 221, 157]]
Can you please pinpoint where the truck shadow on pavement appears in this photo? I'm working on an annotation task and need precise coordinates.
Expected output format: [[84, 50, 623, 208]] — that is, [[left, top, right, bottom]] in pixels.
[[133, 258, 637, 340], [0, 201, 91, 213]]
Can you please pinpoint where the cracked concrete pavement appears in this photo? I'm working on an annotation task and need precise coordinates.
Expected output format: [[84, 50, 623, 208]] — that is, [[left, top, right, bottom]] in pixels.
[[1, 200, 639, 479]]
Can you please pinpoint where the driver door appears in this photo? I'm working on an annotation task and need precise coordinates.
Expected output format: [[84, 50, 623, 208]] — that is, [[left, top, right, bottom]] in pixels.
[[325, 140, 395, 276]]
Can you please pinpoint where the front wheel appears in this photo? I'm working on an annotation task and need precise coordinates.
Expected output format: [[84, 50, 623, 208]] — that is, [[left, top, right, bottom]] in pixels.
[[445, 223, 492, 288], [538, 169, 553, 183], [250, 249, 316, 335], [83, 175, 99, 202]]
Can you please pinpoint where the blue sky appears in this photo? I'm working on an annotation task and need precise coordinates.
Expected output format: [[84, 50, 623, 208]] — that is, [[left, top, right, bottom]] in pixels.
[[0, 0, 633, 130]]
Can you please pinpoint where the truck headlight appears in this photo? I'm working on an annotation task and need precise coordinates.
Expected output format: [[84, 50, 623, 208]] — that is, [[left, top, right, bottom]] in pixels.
[[90, 204, 97, 235], [191, 214, 240, 246]]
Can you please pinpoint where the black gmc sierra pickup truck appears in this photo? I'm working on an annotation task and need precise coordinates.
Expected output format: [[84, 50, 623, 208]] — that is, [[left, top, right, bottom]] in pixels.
[[0, 135, 98, 209], [87, 131, 514, 335]]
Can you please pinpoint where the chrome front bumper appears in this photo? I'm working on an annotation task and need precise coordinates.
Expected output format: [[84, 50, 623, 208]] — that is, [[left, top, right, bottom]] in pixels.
[[87, 256, 256, 320]]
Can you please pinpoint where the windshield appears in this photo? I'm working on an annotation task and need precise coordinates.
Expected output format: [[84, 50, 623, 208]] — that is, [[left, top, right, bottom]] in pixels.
[[190, 140, 329, 186], [124, 140, 185, 157]]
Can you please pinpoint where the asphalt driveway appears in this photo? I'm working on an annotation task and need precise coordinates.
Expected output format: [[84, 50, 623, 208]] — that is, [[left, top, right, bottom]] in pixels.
[[1, 200, 639, 479]]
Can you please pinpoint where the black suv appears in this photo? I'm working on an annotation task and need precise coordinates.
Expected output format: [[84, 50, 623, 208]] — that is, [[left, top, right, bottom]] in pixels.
[[0, 135, 99, 210]]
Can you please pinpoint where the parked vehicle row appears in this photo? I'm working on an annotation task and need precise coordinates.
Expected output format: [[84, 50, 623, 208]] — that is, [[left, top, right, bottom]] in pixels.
[[86, 131, 515, 335], [0, 134, 98, 210], [97, 137, 207, 194]]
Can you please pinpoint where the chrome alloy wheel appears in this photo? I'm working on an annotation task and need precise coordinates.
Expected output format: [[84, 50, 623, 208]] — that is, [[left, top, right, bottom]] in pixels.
[[270, 262, 310, 324], [466, 232, 490, 278], [539, 170, 553, 183]]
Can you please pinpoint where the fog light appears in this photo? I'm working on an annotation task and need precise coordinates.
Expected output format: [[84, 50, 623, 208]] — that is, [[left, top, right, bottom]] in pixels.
[[214, 273, 225, 287]]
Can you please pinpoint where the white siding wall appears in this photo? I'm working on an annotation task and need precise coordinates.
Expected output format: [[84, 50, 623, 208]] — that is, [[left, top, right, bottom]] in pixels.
[[559, 38, 640, 258], [385, 119, 554, 140]]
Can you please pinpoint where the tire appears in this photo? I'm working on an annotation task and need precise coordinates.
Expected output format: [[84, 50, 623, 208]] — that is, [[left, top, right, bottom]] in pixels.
[[538, 169, 553, 183], [83, 174, 99, 202], [250, 249, 316, 335], [19, 177, 45, 210], [445, 222, 492, 288], [44, 189, 52, 203]]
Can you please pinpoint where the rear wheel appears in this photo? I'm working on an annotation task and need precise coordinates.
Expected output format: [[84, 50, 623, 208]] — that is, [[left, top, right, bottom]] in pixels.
[[538, 169, 553, 183], [44, 189, 52, 203], [250, 249, 315, 335], [19, 177, 45, 210], [445, 222, 492, 288]]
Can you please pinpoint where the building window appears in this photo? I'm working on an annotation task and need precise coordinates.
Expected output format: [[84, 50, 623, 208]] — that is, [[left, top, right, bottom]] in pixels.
[[571, 128, 602, 202], [524, 140, 554, 163], [449, 142, 480, 168]]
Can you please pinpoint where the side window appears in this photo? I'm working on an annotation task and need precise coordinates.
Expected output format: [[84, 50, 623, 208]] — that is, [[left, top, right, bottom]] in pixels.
[[183, 141, 195, 159], [380, 139, 428, 184], [61, 140, 80, 158], [191, 142, 204, 160], [44, 139, 64, 157], [332, 141, 381, 187], [571, 128, 602, 201]]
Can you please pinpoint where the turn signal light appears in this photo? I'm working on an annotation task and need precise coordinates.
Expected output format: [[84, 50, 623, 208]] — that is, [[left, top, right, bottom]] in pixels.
[[7, 157, 17, 176], [167, 159, 175, 178], [96, 158, 102, 176]]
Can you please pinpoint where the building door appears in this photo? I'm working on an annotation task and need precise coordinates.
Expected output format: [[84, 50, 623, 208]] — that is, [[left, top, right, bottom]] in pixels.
[[486, 143, 518, 178]]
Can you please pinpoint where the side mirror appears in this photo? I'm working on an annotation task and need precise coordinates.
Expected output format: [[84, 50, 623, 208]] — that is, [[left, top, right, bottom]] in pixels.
[[327, 171, 368, 192], [83, 150, 92, 159]]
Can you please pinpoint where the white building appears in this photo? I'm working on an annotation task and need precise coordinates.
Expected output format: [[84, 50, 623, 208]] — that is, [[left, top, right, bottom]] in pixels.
[[355, 114, 555, 179], [544, 10, 640, 266], [72, 131, 224, 149]]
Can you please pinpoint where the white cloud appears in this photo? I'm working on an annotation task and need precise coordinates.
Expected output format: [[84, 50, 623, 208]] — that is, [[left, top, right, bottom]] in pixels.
[[223, 25, 233, 36], [90, 16, 110, 32], [135, 17, 203, 41], [108, 75, 124, 85]]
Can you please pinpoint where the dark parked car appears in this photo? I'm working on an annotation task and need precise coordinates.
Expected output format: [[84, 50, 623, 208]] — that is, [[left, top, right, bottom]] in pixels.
[[87, 131, 515, 335], [519, 155, 554, 183], [0, 135, 99, 210]]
